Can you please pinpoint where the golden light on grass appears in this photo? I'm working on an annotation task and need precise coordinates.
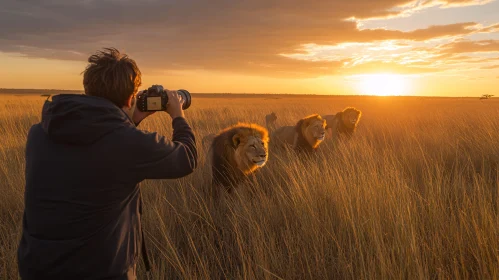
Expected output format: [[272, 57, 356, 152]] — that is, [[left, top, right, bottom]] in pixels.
[[356, 73, 412, 96], [0, 94, 498, 279]]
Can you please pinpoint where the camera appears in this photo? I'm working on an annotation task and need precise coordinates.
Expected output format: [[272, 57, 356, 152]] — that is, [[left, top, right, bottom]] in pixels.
[[136, 85, 191, 112]]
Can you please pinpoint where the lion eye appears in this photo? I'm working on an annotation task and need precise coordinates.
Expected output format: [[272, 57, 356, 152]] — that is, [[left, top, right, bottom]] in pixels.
[[250, 145, 256, 149]]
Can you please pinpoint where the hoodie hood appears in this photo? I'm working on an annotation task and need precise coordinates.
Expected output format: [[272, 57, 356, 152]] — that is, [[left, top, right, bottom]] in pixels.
[[41, 94, 133, 145]]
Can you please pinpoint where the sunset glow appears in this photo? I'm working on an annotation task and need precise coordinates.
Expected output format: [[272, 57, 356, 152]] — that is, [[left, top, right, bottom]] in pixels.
[[0, 1, 498, 96], [356, 74, 412, 96]]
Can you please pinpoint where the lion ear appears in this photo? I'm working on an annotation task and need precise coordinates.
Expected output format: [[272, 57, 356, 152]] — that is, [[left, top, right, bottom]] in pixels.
[[232, 133, 241, 147]]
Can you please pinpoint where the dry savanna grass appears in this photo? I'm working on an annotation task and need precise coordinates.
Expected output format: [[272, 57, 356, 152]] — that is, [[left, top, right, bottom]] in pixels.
[[1, 94, 498, 279]]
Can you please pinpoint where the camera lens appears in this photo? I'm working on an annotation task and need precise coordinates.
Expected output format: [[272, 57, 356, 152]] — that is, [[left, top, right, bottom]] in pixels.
[[177, 89, 191, 110]]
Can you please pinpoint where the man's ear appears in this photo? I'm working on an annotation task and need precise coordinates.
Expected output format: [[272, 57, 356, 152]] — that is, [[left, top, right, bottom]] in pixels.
[[125, 94, 135, 109], [232, 133, 241, 147]]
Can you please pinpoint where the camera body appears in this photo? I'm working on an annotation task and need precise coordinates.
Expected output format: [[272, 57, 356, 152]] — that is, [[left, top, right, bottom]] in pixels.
[[136, 85, 191, 112]]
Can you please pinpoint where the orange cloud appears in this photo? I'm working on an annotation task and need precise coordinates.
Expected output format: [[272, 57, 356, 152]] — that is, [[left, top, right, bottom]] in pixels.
[[401, 0, 494, 12], [441, 0, 495, 7], [340, 61, 440, 75], [282, 35, 499, 76], [437, 40, 499, 53], [478, 23, 499, 33], [0, 0, 496, 80], [363, 0, 495, 20], [351, 22, 478, 41], [481, 65, 499, 69], [466, 56, 499, 63]]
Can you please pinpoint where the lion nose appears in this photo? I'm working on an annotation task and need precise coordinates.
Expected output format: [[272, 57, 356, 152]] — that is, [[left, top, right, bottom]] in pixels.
[[261, 153, 267, 158]]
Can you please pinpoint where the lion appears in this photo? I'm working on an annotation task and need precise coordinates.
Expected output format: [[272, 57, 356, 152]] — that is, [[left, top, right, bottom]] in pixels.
[[202, 133, 216, 148], [265, 112, 278, 132], [210, 123, 269, 192], [271, 114, 326, 153], [323, 107, 362, 140]]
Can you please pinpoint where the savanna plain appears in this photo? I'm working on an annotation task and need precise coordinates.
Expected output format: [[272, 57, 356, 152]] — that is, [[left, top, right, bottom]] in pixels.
[[0, 93, 498, 280]]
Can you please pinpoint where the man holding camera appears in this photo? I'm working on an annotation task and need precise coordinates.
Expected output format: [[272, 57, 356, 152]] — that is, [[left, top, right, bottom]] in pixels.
[[17, 48, 198, 279]]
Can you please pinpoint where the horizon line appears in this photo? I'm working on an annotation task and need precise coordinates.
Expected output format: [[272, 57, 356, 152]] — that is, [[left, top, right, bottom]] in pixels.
[[0, 88, 493, 98]]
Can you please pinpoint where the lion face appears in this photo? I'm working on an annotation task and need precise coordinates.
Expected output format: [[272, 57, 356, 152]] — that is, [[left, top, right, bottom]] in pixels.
[[342, 108, 361, 128], [233, 132, 269, 175], [301, 117, 326, 148]]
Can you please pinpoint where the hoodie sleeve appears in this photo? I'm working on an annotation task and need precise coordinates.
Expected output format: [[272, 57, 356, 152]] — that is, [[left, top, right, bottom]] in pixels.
[[127, 117, 198, 180]]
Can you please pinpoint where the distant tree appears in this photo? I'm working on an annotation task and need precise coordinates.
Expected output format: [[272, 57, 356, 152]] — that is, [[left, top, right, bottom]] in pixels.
[[480, 94, 494, 100]]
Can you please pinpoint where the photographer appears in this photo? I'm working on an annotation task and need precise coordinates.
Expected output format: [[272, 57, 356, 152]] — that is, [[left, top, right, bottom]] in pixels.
[[17, 48, 197, 279]]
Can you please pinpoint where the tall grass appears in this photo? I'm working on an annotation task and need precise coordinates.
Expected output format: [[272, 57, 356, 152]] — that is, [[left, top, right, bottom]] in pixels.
[[0, 94, 498, 279]]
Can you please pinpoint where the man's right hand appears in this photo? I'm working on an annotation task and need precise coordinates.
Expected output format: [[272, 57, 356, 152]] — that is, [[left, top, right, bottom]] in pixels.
[[166, 90, 185, 119]]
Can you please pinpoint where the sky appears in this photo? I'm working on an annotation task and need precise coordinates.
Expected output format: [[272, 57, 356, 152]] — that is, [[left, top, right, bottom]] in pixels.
[[0, 0, 498, 96]]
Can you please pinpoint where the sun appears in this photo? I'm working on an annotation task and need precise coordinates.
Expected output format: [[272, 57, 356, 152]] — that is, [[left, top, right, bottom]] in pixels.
[[356, 73, 411, 96]]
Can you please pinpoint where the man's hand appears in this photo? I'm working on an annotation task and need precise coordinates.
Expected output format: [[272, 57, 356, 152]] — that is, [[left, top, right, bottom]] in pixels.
[[132, 91, 155, 126], [166, 90, 185, 119], [132, 90, 184, 126]]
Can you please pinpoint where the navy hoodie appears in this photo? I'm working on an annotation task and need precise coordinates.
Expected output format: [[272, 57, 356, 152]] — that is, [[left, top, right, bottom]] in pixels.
[[17, 94, 197, 279]]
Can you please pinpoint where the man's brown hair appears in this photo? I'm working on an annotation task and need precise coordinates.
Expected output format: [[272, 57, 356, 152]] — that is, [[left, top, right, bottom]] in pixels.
[[83, 48, 142, 107]]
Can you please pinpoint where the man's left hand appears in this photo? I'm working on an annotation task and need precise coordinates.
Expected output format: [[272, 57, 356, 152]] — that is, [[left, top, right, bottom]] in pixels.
[[132, 91, 155, 126]]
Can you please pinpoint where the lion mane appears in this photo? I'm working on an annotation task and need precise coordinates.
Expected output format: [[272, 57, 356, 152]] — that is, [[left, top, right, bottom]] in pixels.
[[202, 133, 216, 148], [323, 107, 362, 138], [272, 114, 326, 153], [210, 123, 269, 191]]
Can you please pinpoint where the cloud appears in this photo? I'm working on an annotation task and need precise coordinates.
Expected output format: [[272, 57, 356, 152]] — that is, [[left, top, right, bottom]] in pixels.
[[281, 36, 499, 75], [465, 56, 499, 63], [481, 64, 499, 69], [425, 0, 494, 7], [0, 0, 496, 78], [436, 40, 499, 53], [340, 61, 441, 75], [478, 23, 499, 33], [392, 0, 495, 18], [467, 76, 486, 80], [351, 22, 478, 41]]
